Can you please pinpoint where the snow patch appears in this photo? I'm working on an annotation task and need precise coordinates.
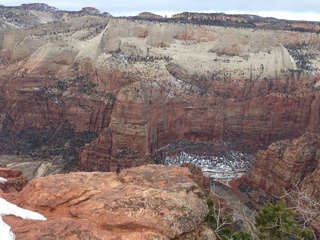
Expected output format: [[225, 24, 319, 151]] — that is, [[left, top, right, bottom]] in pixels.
[[0, 180, 46, 240], [164, 150, 253, 179], [290, 55, 296, 63], [0, 217, 15, 240], [0, 177, 7, 183]]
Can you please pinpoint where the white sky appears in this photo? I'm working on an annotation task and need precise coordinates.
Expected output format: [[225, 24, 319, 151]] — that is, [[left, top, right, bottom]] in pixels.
[[1, 0, 320, 21]]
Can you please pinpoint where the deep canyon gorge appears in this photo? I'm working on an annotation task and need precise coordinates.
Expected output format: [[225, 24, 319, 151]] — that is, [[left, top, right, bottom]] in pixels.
[[0, 3, 320, 239]]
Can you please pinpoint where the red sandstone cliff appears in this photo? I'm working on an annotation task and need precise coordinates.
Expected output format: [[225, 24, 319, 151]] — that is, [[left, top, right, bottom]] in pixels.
[[242, 132, 320, 235], [0, 6, 320, 171]]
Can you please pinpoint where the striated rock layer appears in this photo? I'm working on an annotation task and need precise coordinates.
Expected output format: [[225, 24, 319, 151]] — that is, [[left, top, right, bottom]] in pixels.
[[242, 132, 320, 235], [0, 5, 320, 171], [244, 132, 320, 196], [1, 164, 215, 239]]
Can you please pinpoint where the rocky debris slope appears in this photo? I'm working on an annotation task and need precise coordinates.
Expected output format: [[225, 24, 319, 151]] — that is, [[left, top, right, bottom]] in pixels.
[[153, 140, 254, 179], [0, 5, 320, 171], [1, 164, 215, 239], [0, 155, 64, 180]]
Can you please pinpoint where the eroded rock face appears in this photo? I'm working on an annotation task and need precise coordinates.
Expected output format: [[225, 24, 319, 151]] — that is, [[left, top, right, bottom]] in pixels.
[[79, 127, 152, 171], [0, 168, 22, 178], [76, 19, 320, 171], [1, 6, 320, 172], [2, 164, 213, 239], [0, 168, 28, 193], [242, 133, 320, 236], [244, 132, 320, 197]]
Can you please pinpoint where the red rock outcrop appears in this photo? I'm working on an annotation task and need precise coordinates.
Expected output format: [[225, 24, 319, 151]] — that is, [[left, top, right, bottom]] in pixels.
[[243, 132, 320, 196], [181, 163, 211, 194], [242, 133, 320, 235], [0, 168, 22, 178], [1, 164, 215, 239], [79, 127, 152, 171], [0, 168, 28, 193]]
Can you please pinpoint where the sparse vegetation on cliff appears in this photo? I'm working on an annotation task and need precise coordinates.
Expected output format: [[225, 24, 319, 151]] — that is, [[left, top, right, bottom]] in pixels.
[[206, 199, 313, 239], [255, 200, 312, 240], [0, 121, 98, 171], [286, 42, 319, 71], [37, 74, 99, 96]]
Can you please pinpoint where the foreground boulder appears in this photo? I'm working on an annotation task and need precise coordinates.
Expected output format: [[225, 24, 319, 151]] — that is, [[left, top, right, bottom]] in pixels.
[[2, 164, 214, 239]]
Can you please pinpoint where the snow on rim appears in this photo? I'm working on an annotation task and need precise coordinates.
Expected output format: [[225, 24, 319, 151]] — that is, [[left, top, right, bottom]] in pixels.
[[0, 177, 46, 240]]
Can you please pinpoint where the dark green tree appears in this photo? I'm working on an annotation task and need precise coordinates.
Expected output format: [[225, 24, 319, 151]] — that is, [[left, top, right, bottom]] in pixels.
[[232, 229, 252, 240], [255, 199, 312, 240]]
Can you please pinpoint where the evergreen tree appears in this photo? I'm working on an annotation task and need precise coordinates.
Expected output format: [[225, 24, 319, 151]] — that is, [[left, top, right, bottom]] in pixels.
[[255, 199, 312, 239]]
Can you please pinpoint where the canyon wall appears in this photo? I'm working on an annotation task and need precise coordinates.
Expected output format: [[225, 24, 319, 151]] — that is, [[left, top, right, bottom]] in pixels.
[[242, 132, 320, 235], [0, 6, 320, 171], [243, 132, 320, 196]]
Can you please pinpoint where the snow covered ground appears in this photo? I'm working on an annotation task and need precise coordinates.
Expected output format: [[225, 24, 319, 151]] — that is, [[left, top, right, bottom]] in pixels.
[[164, 150, 254, 179], [0, 177, 7, 183], [0, 178, 47, 240]]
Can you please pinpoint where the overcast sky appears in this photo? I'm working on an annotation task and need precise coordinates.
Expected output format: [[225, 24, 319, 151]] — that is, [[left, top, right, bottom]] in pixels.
[[1, 0, 320, 21]]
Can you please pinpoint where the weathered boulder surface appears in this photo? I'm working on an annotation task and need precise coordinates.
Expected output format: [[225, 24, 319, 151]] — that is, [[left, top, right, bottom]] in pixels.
[[2, 164, 214, 239], [0, 168, 22, 178], [0, 167, 28, 193]]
